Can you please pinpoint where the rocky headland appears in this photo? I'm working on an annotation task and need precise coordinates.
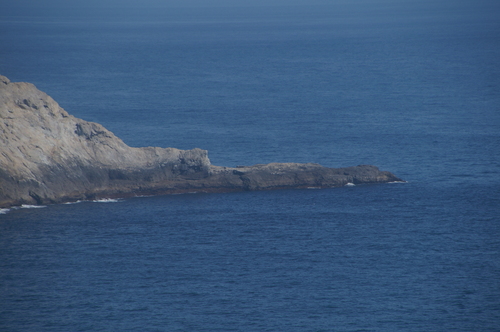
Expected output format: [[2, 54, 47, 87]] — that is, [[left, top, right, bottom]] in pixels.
[[0, 75, 402, 208]]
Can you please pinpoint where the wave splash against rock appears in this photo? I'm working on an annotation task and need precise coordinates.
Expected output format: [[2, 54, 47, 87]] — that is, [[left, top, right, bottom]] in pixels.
[[0, 75, 402, 207]]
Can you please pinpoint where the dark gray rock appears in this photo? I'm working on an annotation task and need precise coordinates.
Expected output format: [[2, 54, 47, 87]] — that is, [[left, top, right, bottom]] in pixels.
[[0, 75, 403, 207]]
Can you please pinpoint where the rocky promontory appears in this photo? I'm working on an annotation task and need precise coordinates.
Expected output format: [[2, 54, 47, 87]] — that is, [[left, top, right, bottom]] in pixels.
[[0, 75, 402, 207]]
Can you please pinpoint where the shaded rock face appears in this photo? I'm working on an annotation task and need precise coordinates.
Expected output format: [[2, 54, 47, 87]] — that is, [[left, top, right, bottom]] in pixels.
[[0, 75, 402, 207]]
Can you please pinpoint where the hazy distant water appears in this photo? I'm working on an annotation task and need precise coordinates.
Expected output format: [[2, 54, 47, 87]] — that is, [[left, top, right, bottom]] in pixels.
[[1, 2, 500, 331]]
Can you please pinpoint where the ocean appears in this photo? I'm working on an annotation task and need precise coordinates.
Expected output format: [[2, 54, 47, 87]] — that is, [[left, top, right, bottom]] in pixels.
[[1, 1, 499, 331]]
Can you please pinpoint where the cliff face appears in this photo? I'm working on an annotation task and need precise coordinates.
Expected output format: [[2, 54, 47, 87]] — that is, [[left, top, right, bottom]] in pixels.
[[0, 75, 402, 207]]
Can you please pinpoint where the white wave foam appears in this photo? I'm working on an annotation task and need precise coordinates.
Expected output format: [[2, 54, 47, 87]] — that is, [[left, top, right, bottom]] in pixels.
[[20, 204, 47, 209], [0, 208, 10, 214], [388, 181, 407, 184], [93, 198, 122, 203], [345, 182, 355, 186], [63, 200, 84, 204]]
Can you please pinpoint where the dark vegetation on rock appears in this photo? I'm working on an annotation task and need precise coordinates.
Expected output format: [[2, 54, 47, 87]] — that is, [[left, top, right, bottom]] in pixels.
[[0, 75, 403, 207]]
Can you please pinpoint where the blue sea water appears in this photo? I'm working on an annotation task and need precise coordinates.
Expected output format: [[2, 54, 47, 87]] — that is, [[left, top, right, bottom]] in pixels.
[[1, 1, 500, 331]]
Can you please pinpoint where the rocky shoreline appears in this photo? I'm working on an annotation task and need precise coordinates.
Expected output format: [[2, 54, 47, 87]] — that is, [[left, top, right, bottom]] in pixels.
[[0, 75, 403, 208]]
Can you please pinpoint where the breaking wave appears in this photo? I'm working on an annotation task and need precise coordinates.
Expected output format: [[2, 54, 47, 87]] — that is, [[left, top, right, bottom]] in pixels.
[[1, 205, 47, 214], [20, 204, 47, 209], [93, 198, 122, 203]]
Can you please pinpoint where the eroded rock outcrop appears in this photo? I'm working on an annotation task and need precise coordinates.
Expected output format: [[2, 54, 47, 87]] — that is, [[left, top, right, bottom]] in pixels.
[[0, 75, 402, 207]]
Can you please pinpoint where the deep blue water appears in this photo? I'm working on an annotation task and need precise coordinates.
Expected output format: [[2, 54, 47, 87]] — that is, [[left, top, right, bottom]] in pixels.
[[1, 1, 500, 331]]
